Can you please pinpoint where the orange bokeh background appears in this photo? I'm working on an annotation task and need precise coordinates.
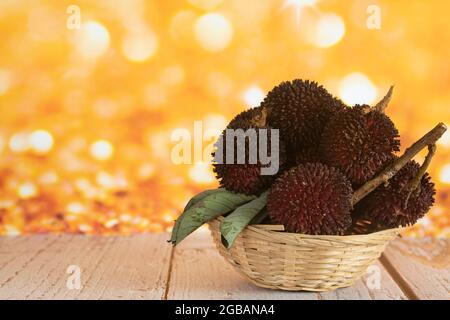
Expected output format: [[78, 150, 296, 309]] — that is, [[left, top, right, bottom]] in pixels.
[[0, 0, 448, 237]]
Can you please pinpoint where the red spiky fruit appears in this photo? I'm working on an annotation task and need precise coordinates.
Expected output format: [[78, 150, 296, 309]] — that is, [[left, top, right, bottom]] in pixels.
[[262, 79, 346, 150], [212, 107, 286, 195], [267, 163, 353, 235], [287, 146, 321, 168], [353, 160, 435, 228], [320, 105, 400, 187]]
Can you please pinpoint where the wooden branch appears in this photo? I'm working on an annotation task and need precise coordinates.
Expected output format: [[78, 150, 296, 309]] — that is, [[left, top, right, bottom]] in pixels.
[[361, 86, 394, 114], [403, 144, 436, 208], [351, 122, 447, 206], [410, 143, 436, 191], [252, 107, 268, 127], [374, 85, 394, 113]]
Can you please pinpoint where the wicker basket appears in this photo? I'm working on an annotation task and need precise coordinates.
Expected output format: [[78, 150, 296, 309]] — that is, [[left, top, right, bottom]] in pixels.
[[208, 217, 400, 292]]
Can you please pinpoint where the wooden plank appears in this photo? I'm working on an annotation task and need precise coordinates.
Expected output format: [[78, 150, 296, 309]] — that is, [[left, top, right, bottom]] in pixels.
[[167, 229, 407, 300], [318, 261, 407, 300], [0, 234, 172, 300], [167, 228, 317, 300], [0, 235, 57, 298], [381, 237, 449, 300], [0, 233, 438, 300]]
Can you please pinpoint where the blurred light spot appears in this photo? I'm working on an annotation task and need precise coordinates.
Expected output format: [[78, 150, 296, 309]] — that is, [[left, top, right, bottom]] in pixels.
[[18, 182, 38, 199], [39, 171, 59, 184], [115, 174, 129, 190], [66, 202, 85, 214], [339, 72, 378, 105], [67, 137, 87, 152], [90, 139, 114, 161], [284, 0, 316, 7], [188, 0, 224, 10], [189, 162, 215, 184], [243, 85, 265, 108], [0, 70, 12, 95], [203, 113, 227, 130], [79, 224, 93, 233], [417, 216, 431, 227], [149, 133, 170, 160], [194, 13, 233, 52], [96, 171, 115, 189], [314, 13, 345, 48], [105, 219, 119, 229], [430, 205, 443, 216], [9, 133, 30, 153], [208, 72, 233, 98], [283, 0, 316, 27], [162, 211, 175, 223], [138, 163, 156, 179], [160, 65, 185, 86], [144, 84, 167, 108], [0, 200, 18, 209], [0, 135, 5, 154], [93, 98, 118, 118], [28, 6, 62, 41], [132, 216, 142, 225], [122, 31, 158, 62], [120, 214, 132, 223], [75, 178, 91, 192], [30, 130, 53, 154], [437, 124, 450, 148], [169, 177, 185, 186], [76, 21, 110, 59], [4, 225, 21, 236], [170, 10, 197, 43], [440, 164, 450, 184]]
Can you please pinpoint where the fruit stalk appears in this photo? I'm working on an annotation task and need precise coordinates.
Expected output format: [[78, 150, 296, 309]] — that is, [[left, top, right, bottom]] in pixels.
[[374, 85, 394, 113], [351, 122, 447, 205], [403, 143, 436, 208]]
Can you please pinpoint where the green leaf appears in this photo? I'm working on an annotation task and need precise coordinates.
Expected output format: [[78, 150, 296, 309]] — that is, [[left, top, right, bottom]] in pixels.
[[170, 189, 255, 246], [220, 191, 268, 249], [250, 207, 269, 225], [170, 189, 225, 244], [183, 188, 224, 212]]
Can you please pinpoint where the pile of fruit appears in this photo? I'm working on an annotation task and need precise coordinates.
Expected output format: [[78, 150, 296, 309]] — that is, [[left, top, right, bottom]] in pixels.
[[170, 79, 445, 248]]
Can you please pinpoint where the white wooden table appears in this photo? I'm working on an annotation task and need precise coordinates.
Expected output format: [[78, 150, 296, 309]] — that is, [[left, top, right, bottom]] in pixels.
[[0, 230, 448, 300]]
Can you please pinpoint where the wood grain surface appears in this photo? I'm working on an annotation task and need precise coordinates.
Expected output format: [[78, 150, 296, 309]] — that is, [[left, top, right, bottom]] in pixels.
[[0, 231, 448, 300]]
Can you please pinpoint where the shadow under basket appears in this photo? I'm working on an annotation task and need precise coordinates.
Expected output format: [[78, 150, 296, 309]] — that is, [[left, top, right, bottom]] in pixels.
[[208, 217, 400, 292]]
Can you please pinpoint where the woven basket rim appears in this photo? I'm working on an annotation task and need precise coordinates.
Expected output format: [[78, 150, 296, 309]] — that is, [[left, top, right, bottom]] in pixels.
[[213, 216, 402, 240]]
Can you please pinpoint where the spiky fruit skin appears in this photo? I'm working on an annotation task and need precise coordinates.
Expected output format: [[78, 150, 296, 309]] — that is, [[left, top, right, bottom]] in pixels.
[[354, 161, 435, 228], [263, 79, 346, 150], [319, 105, 400, 187], [214, 164, 270, 195], [212, 107, 286, 195], [287, 146, 321, 168], [267, 163, 353, 235], [227, 107, 266, 129]]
